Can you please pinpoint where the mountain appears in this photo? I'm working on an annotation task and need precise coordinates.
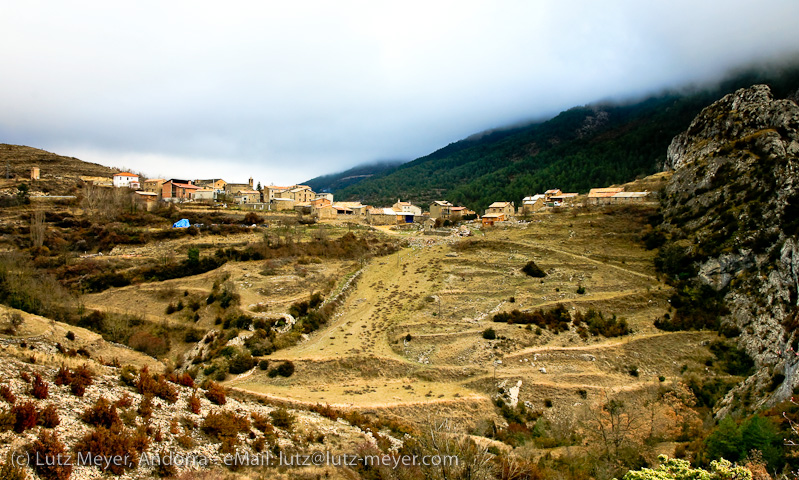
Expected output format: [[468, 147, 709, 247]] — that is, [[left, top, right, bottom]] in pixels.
[[654, 83, 799, 415], [330, 65, 799, 211], [303, 159, 406, 193]]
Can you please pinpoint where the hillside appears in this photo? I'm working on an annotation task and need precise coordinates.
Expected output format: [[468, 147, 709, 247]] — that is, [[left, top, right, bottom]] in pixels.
[[303, 160, 406, 194], [654, 83, 799, 416], [0, 144, 118, 179], [332, 65, 799, 211]]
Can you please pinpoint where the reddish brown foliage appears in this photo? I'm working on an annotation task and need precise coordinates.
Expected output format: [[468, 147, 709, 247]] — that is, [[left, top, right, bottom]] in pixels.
[[12, 401, 38, 433], [31, 373, 49, 399], [28, 430, 72, 480], [204, 381, 226, 405]]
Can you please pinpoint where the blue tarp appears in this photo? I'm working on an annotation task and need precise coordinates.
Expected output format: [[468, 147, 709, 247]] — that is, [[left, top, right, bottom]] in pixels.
[[172, 218, 190, 228]]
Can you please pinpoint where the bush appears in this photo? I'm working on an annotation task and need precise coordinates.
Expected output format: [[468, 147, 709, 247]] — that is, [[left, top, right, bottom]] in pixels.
[[188, 391, 201, 414], [0, 451, 27, 480], [54, 364, 94, 396], [28, 430, 72, 480], [228, 351, 255, 375], [0, 384, 16, 404], [205, 381, 226, 405], [31, 373, 49, 399], [74, 427, 141, 475], [201, 411, 250, 441], [269, 407, 294, 430], [522, 261, 547, 277], [12, 401, 38, 433], [81, 397, 122, 430], [258, 360, 269, 371], [482, 328, 497, 340], [39, 404, 60, 428]]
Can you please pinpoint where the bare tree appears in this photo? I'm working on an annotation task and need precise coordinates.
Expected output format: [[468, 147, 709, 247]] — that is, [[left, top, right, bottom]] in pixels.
[[30, 210, 45, 248]]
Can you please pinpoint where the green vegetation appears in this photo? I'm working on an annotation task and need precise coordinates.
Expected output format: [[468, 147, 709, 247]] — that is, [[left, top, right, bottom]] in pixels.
[[521, 260, 547, 277]]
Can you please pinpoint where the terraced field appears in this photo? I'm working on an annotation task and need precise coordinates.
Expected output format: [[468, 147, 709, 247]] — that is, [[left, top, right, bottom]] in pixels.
[[228, 207, 716, 429]]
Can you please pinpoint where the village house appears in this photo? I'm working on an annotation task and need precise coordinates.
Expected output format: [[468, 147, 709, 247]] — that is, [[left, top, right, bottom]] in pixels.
[[315, 192, 334, 203], [31, 167, 40, 180], [429, 200, 453, 219], [234, 190, 262, 204], [393, 199, 422, 216], [367, 207, 410, 225], [263, 185, 293, 202], [113, 172, 139, 189], [548, 192, 579, 206], [485, 201, 515, 218], [481, 213, 506, 226], [333, 201, 369, 216], [543, 189, 562, 201], [607, 191, 651, 204], [225, 178, 254, 196], [274, 185, 315, 203], [313, 202, 337, 220], [520, 195, 545, 214], [142, 179, 165, 198], [194, 179, 227, 196], [191, 188, 216, 203], [134, 191, 159, 211], [270, 197, 296, 211], [161, 179, 200, 201], [587, 187, 624, 205]]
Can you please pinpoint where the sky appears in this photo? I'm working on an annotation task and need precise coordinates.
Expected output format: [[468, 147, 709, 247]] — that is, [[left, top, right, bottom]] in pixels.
[[2, 1, 799, 186]]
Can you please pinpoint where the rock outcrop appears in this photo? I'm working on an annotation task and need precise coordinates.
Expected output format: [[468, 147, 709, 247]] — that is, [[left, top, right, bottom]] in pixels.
[[661, 84, 799, 414]]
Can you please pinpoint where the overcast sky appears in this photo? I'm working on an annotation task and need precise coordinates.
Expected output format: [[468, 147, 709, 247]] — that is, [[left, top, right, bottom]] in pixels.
[[2, 1, 798, 186]]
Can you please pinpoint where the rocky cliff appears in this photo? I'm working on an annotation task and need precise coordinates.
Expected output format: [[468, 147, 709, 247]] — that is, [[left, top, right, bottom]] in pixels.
[[661, 84, 799, 415]]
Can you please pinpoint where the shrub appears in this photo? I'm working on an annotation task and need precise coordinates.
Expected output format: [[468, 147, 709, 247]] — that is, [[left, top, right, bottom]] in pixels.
[[82, 397, 122, 430], [0, 451, 27, 480], [128, 330, 170, 358], [74, 427, 141, 475], [31, 373, 49, 399], [275, 361, 295, 377], [228, 351, 255, 375], [12, 401, 38, 433], [65, 331, 75, 341], [138, 395, 154, 419], [119, 365, 138, 387], [0, 384, 15, 404], [205, 381, 226, 405], [201, 411, 250, 441], [522, 261, 546, 277], [269, 407, 294, 430], [184, 328, 203, 343], [176, 372, 195, 388], [258, 360, 269, 371], [188, 391, 201, 414], [482, 328, 497, 340], [39, 404, 60, 428], [251, 412, 274, 433], [0, 408, 15, 432], [576, 285, 586, 295], [54, 364, 94, 396], [28, 430, 72, 480]]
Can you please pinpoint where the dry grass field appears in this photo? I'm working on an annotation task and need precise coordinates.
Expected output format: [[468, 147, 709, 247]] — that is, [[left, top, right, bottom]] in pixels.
[[223, 206, 717, 433]]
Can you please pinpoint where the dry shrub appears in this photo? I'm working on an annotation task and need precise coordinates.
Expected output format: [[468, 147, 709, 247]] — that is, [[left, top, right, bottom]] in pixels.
[[114, 393, 133, 408], [28, 430, 72, 480], [12, 401, 38, 433], [31, 373, 49, 399], [269, 407, 294, 430], [201, 410, 250, 442], [0, 451, 28, 480], [54, 364, 93, 396], [188, 391, 201, 414], [82, 397, 121, 430], [204, 381, 226, 405], [250, 412, 274, 434], [138, 394, 154, 419], [0, 408, 16, 432], [73, 427, 141, 475], [136, 367, 178, 403], [0, 384, 16, 404], [39, 404, 60, 428]]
